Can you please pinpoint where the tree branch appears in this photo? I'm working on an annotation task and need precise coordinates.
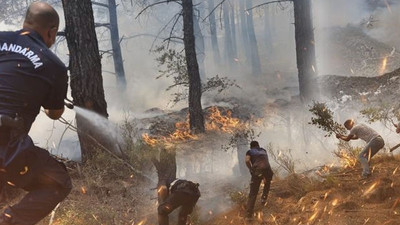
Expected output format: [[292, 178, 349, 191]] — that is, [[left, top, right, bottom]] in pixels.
[[136, 0, 180, 19], [202, 0, 227, 22], [165, 13, 182, 48], [245, 0, 293, 12], [95, 22, 111, 29]]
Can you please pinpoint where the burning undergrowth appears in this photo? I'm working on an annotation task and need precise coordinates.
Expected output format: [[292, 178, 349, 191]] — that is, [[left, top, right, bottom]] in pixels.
[[209, 154, 400, 225], [141, 106, 251, 147]]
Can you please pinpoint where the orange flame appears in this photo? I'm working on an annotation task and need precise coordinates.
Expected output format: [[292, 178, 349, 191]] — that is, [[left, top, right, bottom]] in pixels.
[[337, 150, 357, 168], [81, 186, 87, 194], [205, 107, 243, 133], [137, 218, 147, 225], [308, 210, 319, 222], [363, 181, 379, 196], [142, 107, 245, 146], [380, 57, 388, 75]]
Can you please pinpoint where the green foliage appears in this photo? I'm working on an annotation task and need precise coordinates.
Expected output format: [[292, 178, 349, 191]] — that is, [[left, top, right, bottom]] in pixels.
[[153, 45, 240, 104], [119, 117, 158, 174], [229, 190, 247, 206], [360, 103, 400, 126], [221, 126, 260, 151], [309, 102, 346, 137]]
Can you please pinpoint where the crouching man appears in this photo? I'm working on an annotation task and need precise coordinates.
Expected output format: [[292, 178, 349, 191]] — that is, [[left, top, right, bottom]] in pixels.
[[158, 179, 200, 225]]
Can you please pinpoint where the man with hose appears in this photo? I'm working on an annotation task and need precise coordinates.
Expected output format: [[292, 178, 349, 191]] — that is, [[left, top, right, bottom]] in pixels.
[[0, 2, 71, 224]]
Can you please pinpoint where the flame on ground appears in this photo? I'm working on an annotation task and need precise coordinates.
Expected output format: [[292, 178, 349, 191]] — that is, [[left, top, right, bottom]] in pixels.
[[380, 57, 388, 75], [308, 210, 319, 222], [142, 107, 245, 146], [363, 181, 379, 196], [337, 150, 357, 168], [205, 107, 244, 133]]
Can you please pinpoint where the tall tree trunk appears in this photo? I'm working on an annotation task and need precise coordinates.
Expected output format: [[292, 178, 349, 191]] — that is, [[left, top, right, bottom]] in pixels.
[[293, 0, 318, 101], [223, 1, 234, 67], [207, 0, 221, 65], [230, 3, 237, 59], [238, 0, 251, 64], [245, 0, 262, 76], [62, 0, 108, 161], [108, 0, 127, 91], [182, 0, 205, 133], [152, 148, 177, 203], [193, 12, 206, 81], [236, 137, 248, 176], [264, 6, 272, 54]]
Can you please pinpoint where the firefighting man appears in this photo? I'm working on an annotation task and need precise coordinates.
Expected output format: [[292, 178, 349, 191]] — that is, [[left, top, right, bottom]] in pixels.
[[0, 2, 71, 224]]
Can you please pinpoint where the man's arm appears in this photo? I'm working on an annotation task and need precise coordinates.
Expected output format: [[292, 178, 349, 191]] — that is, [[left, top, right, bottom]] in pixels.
[[45, 107, 64, 120], [158, 185, 169, 203], [336, 133, 357, 142], [245, 155, 252, 171]]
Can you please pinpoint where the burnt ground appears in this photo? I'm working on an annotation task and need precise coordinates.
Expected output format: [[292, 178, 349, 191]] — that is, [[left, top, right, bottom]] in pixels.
[[207, 154, 400, 225]]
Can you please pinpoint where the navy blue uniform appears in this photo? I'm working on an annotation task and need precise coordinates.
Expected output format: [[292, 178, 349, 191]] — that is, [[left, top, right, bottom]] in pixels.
[[0, 29, 71, 225], [245, 148, 273, 218], [158, 179, 200, 225]]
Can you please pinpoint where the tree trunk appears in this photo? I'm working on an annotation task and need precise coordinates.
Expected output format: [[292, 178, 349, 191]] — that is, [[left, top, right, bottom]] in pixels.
[[223, 2, 234, 67], [238, 0, 251, 65], [264, 6, 273, 54], [236, 136, 248, 176], [62, 0, 108, 161], [245, 0, 262, 76], [108, 0, 127, 91], [182, 0, 205, 133], [293, 0, 318, 101], [207, 0, 221, 65], [152, 148, 177, 203], [230, 3, 237, 58], [193, 12, 206, 81]]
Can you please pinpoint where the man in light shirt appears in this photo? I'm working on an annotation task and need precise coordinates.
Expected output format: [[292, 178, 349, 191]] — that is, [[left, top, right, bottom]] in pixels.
[[336, 119, 384, 178]]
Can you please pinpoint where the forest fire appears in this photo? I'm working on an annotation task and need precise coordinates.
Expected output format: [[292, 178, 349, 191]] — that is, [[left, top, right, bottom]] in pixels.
[[205, 106, 244, 133], [336, 149, 357, 168], [142, 107, 245, 146]]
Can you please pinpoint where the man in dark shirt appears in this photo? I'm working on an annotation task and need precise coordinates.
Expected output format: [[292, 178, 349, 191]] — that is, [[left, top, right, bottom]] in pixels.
[[0, 2, 71, 225], [245, 141, 273, 219], [158, 179, 200, 225]]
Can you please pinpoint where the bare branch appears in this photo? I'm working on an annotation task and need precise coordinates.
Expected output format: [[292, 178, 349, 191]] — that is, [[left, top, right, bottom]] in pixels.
[[202, 0, 227, 22], [245, 0, 292, 12], [121, 34, 183, 44], [95, 22, 111, 29], [150, 12, 184, 50], [136, 0, 181, 19], [165, 13, 183, 48]]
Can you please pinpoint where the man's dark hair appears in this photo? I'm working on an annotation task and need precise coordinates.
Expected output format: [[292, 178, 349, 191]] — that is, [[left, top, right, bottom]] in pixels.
[[250, 141, 260, 149]]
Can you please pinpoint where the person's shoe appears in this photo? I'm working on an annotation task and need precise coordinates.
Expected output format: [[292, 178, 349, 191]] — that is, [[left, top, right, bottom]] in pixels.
[[360, 173, 371, 180]]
